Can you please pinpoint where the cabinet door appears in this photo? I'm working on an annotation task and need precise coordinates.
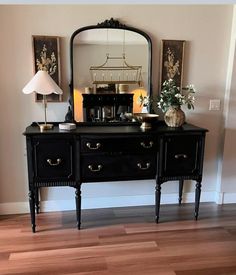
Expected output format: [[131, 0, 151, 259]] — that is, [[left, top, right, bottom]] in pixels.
[[159, 135, 202, 177], [33, 138, 75, 181]]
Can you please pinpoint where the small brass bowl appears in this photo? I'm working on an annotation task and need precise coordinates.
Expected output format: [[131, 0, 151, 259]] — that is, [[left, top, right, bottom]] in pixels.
[[134, 113, 159, 129]]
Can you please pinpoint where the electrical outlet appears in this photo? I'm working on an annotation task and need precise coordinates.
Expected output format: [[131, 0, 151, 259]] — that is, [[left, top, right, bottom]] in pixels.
[[209, 99, 221, 111]]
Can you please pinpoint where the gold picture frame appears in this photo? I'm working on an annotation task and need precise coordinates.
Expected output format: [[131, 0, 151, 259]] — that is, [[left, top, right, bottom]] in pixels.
[[160, 40, 185, 90], [32, 35, 62, 102]]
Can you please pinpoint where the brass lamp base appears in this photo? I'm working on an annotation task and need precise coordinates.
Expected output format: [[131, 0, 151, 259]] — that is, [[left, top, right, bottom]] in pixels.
[[39, 123, 53, 132]]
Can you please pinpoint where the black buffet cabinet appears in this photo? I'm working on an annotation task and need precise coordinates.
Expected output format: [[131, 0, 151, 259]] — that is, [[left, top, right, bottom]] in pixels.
[[24, 122, 208, 232]]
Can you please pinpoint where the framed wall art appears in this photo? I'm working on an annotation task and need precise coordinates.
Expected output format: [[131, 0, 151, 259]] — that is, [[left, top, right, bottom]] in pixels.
[[160, 39, 185, 89], [32, 35, 62, 102]]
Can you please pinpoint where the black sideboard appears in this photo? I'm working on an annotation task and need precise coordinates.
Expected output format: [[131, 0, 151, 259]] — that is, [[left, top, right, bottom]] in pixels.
[[23, 122, 208, 232]]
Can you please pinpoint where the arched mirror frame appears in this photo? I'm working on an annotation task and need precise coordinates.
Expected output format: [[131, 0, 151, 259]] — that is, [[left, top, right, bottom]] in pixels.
[[69, 18, 153, 123]]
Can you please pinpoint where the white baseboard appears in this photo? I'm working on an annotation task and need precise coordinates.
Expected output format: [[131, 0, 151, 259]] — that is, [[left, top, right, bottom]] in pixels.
[[215, 192, 236, 204], [0, 191, 217, 215], [223, 192, 236, 203], [0, 202, 29, 215], [215, 192, 224, 204]]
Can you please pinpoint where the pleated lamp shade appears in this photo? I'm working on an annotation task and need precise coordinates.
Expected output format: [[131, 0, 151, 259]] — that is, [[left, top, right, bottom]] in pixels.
[[22, 70, 63, 131], [22, 70, 62, 95]]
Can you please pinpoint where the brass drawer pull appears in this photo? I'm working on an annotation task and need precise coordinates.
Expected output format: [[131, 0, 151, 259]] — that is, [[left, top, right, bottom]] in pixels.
[[174, 154, 188, 159], [137, 162, 150, 170], [140, 141, 153, 149], [47, 158, 62, 166], [88, 164, 103, 172], [86, 142, 101, 150]]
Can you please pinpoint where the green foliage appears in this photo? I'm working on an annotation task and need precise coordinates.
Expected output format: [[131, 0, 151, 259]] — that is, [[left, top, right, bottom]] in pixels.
[[157, 79, 195, 112], [137, 79, 196, 113]]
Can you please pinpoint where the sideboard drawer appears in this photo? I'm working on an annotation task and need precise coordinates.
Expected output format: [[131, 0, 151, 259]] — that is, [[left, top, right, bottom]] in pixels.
[[32, 138, 75, 181], [81, 154, 156, 182], [159, 134, 202, 177], [80, 135, 157, 153]]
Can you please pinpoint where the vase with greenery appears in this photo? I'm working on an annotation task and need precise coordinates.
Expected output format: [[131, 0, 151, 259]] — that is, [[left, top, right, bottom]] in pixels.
[[137, 78, 196, 127], [157, 79, 195, 127]]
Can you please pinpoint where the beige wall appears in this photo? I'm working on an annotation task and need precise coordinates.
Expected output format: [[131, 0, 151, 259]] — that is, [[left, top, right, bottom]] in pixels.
[[0, 5, 234, 213]]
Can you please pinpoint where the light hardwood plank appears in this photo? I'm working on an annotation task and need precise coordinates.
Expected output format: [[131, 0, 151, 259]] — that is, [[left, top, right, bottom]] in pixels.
[[0, 203, 236, 274]]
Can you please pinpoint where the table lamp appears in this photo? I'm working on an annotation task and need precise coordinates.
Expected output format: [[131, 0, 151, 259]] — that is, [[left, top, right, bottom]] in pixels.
[[22, 70, 63, 131]]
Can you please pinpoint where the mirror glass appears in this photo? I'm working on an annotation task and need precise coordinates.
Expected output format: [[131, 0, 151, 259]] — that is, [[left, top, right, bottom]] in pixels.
[[70, 20, 152, 123]]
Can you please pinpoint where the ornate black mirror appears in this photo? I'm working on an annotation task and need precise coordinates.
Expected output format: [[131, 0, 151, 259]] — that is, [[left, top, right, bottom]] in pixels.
[[69, 18, 152, 123]]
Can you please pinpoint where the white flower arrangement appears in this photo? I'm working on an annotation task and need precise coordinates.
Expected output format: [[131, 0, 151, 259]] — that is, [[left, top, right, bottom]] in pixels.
[[157, 79, 195, 112], [138, 79, 196, 113]]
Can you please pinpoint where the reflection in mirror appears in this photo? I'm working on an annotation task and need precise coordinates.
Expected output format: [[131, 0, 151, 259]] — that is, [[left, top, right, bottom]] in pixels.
[[70, 19, 152, 123]]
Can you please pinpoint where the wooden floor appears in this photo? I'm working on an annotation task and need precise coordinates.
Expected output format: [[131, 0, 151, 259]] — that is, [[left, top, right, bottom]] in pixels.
[[1, 203, 236, 275]]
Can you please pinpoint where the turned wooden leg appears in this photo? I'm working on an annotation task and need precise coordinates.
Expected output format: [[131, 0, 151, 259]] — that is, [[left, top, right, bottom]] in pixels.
[[155, 183, 161, 223], [75, 186, 81, 230], [178, 179, 184, 205], [34, 188, 40, 214], [28, 189, 36, 233], [195, 180, 202, 220]]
